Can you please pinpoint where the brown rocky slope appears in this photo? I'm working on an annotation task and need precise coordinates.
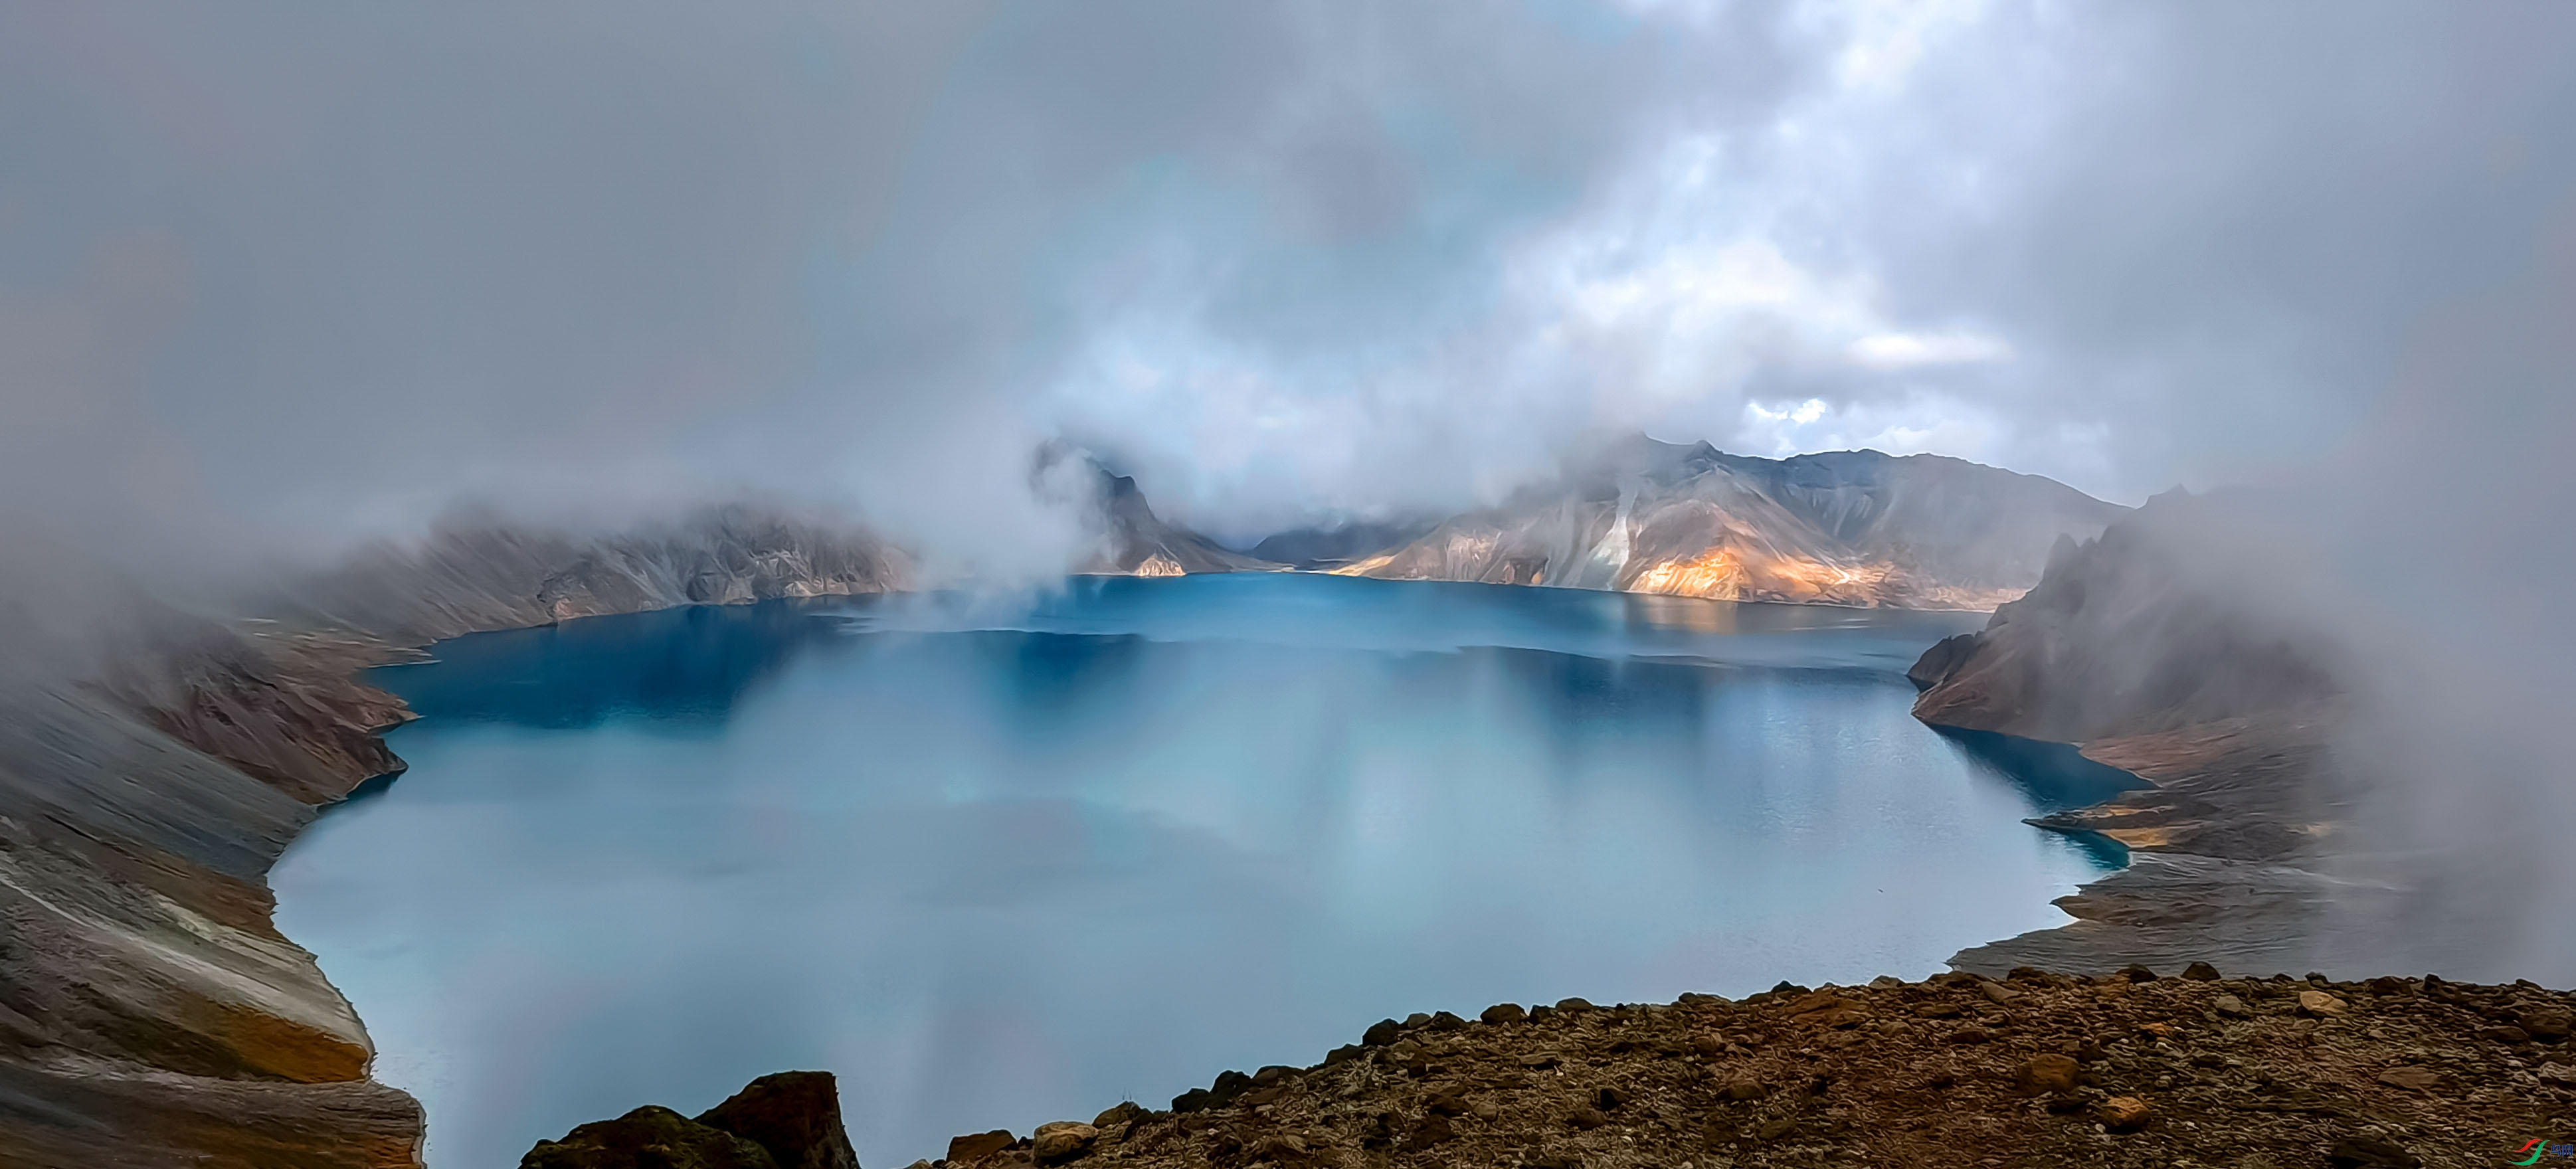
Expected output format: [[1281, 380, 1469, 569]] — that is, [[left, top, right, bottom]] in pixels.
[[542, 967, 2576, 1169]]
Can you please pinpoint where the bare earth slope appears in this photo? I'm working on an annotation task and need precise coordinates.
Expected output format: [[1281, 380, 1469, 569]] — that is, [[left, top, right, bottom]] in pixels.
[[0, 509, 910, 1169], [1340, 437, 2126, 610], [539, 969, 2576, 1169]]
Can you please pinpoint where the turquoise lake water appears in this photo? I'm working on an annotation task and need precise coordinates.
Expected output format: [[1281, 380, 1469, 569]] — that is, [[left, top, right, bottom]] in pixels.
[[270, 574, 2127, 1166]]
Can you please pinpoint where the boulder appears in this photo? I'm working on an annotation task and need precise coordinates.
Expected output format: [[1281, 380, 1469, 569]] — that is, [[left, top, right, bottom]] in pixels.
[[697, 1071, 862, 1169], [2014, 1054, 2080, 1095], [2096, 1096, 2154, 1132], [2520, 1008, 2573, 1041], [1031, 1122, 1097, 1164], [949, 1130, 1017, 1164]]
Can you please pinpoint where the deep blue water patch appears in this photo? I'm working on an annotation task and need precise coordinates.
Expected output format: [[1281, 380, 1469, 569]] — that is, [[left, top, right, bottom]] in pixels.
[[275, 575, 2120, 1168]]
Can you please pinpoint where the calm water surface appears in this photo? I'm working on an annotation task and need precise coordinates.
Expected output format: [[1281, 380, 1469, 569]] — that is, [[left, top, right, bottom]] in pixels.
[[272, 575, 2126, 1166]]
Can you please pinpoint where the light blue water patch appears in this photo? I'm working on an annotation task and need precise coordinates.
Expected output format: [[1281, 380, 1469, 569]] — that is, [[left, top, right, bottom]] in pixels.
[[272, 575, 2118, 1168]]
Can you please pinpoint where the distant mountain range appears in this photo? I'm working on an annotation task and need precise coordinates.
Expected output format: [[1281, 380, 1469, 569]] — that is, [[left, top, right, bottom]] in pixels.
[[1099, 435, 2129, 611]]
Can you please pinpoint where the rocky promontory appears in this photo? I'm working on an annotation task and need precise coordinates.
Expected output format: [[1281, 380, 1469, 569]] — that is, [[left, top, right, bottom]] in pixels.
[[1905, 491, 2367, 976], [522, 1071, 860, 1169]]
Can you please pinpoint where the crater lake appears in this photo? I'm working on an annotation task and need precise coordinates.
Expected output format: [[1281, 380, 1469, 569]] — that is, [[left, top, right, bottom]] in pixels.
[[271, 573, 2128, 1166]]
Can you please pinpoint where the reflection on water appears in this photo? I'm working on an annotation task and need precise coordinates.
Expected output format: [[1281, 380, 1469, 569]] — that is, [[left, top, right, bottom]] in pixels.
[[1930, 727, 2146, 869], [272, 575, 2117, 1168]]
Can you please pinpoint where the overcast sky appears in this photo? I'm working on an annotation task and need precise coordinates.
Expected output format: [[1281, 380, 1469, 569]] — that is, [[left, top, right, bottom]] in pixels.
[[4, 1, 2573, 569]]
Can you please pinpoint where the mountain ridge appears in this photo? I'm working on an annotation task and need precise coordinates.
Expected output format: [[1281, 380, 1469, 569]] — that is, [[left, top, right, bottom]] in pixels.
[[1310, 437, 2126, 610]]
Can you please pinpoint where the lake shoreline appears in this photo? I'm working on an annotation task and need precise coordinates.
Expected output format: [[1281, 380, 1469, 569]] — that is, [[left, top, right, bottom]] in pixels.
[[288, 575, 2092, 1164], [0, 542, 2231, 1168]]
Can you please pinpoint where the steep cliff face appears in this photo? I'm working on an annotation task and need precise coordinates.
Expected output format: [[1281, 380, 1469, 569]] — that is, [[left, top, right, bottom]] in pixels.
[[0, 509, 910, 1169], [1078, 471, 1283, 577], [1906, 493, 2359, 974], [1337, 438, 2126, 610]]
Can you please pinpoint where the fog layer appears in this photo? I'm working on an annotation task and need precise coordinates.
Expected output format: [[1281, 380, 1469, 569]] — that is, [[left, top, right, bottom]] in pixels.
[[3, 3, 2565, 565]]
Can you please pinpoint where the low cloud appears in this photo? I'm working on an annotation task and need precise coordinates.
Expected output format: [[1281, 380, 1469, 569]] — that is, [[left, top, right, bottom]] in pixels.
[[1, 3, 2571, 604]]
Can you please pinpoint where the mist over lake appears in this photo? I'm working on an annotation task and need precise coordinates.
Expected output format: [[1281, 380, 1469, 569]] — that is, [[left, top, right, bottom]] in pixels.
[[272, 575, 2122, 1166]]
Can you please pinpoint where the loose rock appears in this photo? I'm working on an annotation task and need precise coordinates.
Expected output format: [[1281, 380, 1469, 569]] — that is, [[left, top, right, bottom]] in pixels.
[[1031, 1123, 1097, 1165], [2096, 1095, 2154, 1132], [948, 1130, 1017, 1165], [2013, 1054, 2079, 1095]]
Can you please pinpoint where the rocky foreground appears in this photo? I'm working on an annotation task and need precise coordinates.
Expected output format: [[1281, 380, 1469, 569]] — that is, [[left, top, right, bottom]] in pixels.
[[538, 968, 2574, 1169]]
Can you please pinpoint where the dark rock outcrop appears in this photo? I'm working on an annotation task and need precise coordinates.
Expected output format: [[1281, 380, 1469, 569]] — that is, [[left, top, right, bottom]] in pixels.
[[521, 1107, 781, 1169], [519, 1071, 860, 1169], [1084, 472, 1281, 576], [695, 1072, 862, 1169], [1340, 435, 2126, 610]]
